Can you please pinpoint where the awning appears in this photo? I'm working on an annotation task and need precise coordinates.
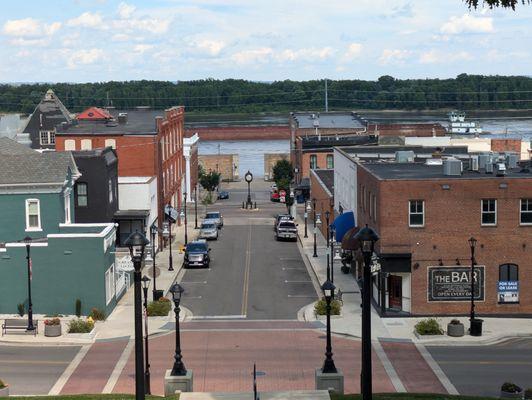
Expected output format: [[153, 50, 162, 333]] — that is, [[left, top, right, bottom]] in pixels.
[[114, 209, 150, 220], [341, 226, 360, 251], [331, 211, 355, 242], [296, 178, 310, 190]]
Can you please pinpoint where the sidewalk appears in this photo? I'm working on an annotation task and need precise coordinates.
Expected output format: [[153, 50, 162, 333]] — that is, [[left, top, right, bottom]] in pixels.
[[294, 205, 532, 346], [0, 222, 192, 345]]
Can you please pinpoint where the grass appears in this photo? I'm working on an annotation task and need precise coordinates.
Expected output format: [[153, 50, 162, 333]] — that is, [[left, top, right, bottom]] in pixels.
[[331, 394, 496, 400]]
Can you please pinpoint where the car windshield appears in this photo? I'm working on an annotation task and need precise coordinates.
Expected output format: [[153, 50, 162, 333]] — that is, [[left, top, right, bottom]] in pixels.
[[201, 223, 215, 229], [206, 212, 220, 219], [187, 243, 207, 252], [279, 222, 296, 228]]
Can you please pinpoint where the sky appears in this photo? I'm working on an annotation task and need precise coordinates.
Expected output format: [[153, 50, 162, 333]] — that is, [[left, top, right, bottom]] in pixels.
[[0, 0, 531, 83]]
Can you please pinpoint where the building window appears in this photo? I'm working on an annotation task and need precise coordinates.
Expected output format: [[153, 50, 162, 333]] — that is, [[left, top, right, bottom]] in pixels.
[[520, 199, 532, 225], [326, 154, 334, 169], [409, 200, 424, 227], [76, 183, 88, 207], [64, 139, 76, 151], [499, 263, 518, 282], [39, 130, 55, 145], [104, 139, 116, 149], [105, 264, 116, 305], [498, 263, 519, 304], [481, 199, 497, 226], [310, 155, 318, 170], [25, 199, 41, 231], [81, 139, 92, 150], [64, 192, 71, 224]]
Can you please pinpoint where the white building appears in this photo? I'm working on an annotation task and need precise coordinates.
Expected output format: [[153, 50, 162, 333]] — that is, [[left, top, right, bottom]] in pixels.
[[183, 133, 199, 203]]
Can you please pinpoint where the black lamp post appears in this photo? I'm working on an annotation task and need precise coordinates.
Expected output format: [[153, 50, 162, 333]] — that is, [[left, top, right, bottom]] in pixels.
[[23, 236, 35, 332], [325, 210, 330, 249], [313, 213, 322, 258], [321, 280, 338, 374], [149, 225, 159, 301], [194, 185, 198, 229], [141, 275, 151, 395], [330, 228, 336, 283], [468, 236, 477, 332], [124, 231, 150, 400], [183, 197, 188, 245], [170, 283, 187, 376], [355, 225, 379, 400], [245, 171, 253, 209], [312, 198, 317, 228], [163, 218, 173, 272], [304, 201, 311, 238]]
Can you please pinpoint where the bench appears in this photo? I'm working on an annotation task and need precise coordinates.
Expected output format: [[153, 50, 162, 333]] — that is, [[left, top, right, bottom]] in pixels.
[[2, 319, 38, 336]]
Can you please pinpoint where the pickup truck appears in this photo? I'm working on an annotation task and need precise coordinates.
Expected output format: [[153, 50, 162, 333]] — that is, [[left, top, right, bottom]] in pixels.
[[275, 221, 298, 241]]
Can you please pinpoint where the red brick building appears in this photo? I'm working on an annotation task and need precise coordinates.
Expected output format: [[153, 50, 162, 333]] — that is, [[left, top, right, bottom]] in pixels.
[[56, 107, 186, 238], [310, 169, 335, 238], [356, 159, 532, 316]]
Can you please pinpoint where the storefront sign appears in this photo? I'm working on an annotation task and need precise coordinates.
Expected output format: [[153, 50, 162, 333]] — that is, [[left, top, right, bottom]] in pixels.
[[428, 266, 485, 302], [498, 281, 519, 303]]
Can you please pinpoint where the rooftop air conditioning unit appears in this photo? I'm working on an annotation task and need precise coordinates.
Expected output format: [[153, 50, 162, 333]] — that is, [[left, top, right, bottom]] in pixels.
[[470, 155, 479, 171], [478, 153, 491, 170], [506, 153, 518, 169], [118, 112, 128, 124], [496, 163, 507, 177], [395, 150, 415, 163], [443, 158, 462, 176], [485, 162, 494, 174]]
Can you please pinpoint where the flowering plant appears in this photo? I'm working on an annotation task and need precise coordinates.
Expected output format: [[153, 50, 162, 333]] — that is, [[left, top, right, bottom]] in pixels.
[[44, 318, 61, 326]]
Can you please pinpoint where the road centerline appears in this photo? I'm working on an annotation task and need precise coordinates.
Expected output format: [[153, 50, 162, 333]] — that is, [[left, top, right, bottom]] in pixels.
[[241, 223, 252, 317]]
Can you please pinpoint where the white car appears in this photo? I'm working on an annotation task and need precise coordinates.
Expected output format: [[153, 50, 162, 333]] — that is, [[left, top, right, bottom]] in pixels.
[[199, 220, 219, 240], [205, 211, 224, 228]]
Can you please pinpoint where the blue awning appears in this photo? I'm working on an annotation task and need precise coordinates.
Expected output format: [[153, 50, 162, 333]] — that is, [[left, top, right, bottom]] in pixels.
[[331, 211, 355, 242]]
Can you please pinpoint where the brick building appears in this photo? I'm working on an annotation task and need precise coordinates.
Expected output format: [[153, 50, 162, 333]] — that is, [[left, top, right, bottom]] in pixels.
[[55, 107, 186, 239], [367, 123, 447, 138], [355, 159, 532, 316], [199, 154, 239, 181], [310, 169, 334, 238]]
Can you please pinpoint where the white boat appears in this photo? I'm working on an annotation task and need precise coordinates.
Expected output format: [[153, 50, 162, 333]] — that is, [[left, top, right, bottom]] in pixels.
[[448, 111, 483, 135]]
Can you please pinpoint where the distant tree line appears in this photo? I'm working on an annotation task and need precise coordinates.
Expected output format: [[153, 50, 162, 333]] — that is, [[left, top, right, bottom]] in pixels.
[[2, 74, 532, 114]]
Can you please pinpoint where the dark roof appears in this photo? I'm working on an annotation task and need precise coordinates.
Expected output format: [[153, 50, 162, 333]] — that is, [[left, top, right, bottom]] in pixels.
[[56, 109, 163, 135], [0, 137, 38, 155], [114, 209, 150, 219], [0, 150, 78, 186], [360, 162, 532, 180], [72, 147, 118, 166], [293, 112, 365, 129], [339, 145, 469, 157], [22, 89, 73, 133], [313, 169, 334, 193], [302, 134, 377, 150]]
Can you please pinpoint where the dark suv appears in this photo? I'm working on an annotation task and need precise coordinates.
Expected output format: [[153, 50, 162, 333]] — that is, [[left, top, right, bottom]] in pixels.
[[183, 240, 211, 268]]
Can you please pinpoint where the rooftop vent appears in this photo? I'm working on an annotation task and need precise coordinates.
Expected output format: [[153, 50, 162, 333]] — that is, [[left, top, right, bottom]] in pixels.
[[426, 158, 443, 166], [395, 150, 415, 163], [118, 112, 128, 124], [443, 158, 462, 176], [478, 153, 492, 170], [485, 162, 494, 174], [495, 163, 507, 177], [506, 153, 518, 169], [469, 155, 479, 171]]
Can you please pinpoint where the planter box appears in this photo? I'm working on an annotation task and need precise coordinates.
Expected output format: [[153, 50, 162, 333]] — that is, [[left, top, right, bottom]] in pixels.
[[44, 324, 62, 337], [414, 330, 445, 340], [0, 386, 9, 397], [66, 328, 95, 340], [500, 389, 524, 399], [447, 323, 465, 337]]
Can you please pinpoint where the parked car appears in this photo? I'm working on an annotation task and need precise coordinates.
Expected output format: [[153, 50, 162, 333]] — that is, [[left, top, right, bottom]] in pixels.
[[183, 240, 211, 268], [270, 190, 280, 202], [205, 211, 223, 228], [217, 191, 229, 200], [199, 220, 219, 240], [275, 220, 298, 241], [274, 214, 293, 231]]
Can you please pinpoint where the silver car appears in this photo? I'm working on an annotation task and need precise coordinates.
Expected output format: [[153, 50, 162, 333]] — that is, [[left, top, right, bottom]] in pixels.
[[199, 220, 219, 240], [205, 211, 223, 228]]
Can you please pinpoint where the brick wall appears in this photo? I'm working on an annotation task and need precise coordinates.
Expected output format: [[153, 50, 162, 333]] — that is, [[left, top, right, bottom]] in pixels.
[[368, 123, 447, 137], [310, 170, 334, 239], [264, 153, 289, 181], [491, 139, 521, 154], [301, 151, 334, 180], [357, 165, 532, 315], [199, 154, 239, 181]]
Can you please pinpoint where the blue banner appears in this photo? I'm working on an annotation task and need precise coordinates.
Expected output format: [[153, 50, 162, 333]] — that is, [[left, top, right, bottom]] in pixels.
[[331, 211, 355, 242]]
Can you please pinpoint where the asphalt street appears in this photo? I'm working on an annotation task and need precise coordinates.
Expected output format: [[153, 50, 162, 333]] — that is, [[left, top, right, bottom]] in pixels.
[[181, 182, 318, 319], [428, 338, 532, 397], [0, 344, 80, 395]]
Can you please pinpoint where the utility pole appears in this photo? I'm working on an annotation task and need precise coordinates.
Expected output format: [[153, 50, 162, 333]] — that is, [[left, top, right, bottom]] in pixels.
[[325, 79, 328, 113]]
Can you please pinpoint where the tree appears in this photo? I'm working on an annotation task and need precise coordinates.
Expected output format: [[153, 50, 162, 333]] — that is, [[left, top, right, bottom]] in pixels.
[[272, 159, 294, 192], [465, 0, 529, 8], [198, 165, 221, 204]]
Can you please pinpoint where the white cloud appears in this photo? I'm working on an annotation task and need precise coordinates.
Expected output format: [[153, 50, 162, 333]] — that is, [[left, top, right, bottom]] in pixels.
[[277, 47, 334, 62], [231, 47, 273, 64], [379, 49, 411, 65], [112, 33, 130, 42], [133, 44, 154, 54], [112, 17, 171, 34], [419, 49, 472, 64], [341, 43, 363, 62], [194, 39, 226, 56], [3, 18, 61, 37], [67, 48, 104, 69], [440, 14, 494, 34], [67, 12, 104, 29], [117, 2, 137, 19]]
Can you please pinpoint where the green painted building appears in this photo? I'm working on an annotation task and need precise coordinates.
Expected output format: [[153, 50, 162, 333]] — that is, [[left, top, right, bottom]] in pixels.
[[0, 138, 126, 316]]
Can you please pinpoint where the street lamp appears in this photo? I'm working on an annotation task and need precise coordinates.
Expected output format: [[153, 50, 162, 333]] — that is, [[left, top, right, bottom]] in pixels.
[[141, 275, 151, 395], [468, 236, 477, 333], [182, 198, 188, 245], [354, 225, 379, 400], [194, 184, 198, 229], [23, 236, 35, 332], [125, 230, 150, 400], [304, 201, 311, 238], [163, 219, 173, 272], [312, 198, 317, 228], [330, 228, 336, 283], [313, 213, 322, 258], [170, 283, 187, 376], [321, 280, 337, 374], [245, 170, 253, 209], [325, 210, 330, 249], [149, 225, 160, 301]]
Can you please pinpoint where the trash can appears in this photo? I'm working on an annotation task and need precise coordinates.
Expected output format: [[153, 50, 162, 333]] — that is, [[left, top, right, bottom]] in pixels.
[[470, 318, 483, 336], [153, 289, 164, 301]]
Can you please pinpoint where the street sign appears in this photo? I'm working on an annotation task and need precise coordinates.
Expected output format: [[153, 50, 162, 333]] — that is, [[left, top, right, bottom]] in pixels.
[[498, 281, 519, 303], [165, 205, 178, 223], [279, 190, 286, 203]]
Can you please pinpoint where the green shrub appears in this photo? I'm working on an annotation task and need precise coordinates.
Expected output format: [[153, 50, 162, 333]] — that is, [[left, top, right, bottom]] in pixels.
[[524, 388, 532, 399], [147, 297, 172, 316], [415, 318, 444, 335], [0, 379, 5, 388], [44, 314, 64, 318], [314, 298, 341, 316], [17, 303, 25, 317], [89, 307, 106, 321], [68, 318, 94, 333], [75, 299, 82, 317], [501, 382, 522, 393]]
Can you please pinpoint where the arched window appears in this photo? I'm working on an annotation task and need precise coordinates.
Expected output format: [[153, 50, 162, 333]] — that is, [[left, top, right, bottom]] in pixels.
[[81, 139, 92, 150], [326, 154, 334, 169], [64, 139, 76, 151], [499, 263, 518, 282], [310, 154, 318, 170], [105, 139, 116, 149]]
